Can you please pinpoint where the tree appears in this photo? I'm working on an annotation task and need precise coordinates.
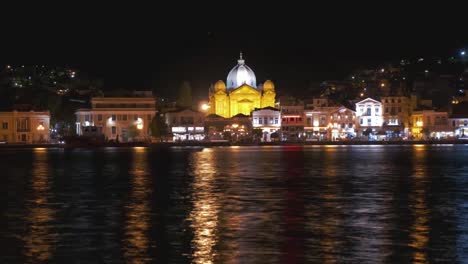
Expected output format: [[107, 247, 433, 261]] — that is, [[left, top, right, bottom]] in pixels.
[[127, 125, 141, 142], [252, 128, 263, 141], [176, 81, 192, 109], [150, 113, 169, 142], [362, 128, 373, 140], [270, 132, 279, 141]]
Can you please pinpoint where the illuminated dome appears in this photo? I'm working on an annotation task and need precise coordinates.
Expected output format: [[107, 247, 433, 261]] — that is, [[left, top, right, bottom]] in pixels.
[[226, 53, 257, 90], [214, 80, 226, 92], [263, 80, 275, 92]]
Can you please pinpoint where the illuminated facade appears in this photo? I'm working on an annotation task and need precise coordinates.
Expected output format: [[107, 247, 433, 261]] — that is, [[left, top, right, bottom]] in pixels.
[[208, 53, 276, 118], [165, 109, 205, 141], [355, 97, 383, 138], [0, 110, 50, 143], [75, 97, 156, 142], [381, 96, 411, 137], [252, 107, 281, 142], [304, 107, 356, 141], [410, 110, 451, 139]]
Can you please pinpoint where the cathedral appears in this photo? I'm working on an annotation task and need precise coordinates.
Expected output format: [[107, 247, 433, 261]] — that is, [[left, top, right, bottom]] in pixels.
[[208, 53, 276, 118]]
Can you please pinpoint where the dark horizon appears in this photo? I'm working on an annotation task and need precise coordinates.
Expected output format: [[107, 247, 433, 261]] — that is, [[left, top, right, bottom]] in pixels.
[[2, 8, 467, 98]]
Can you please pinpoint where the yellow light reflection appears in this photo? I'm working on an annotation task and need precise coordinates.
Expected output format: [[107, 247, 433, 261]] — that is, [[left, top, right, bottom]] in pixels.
[[409, 146, 429, 263], [189, 150, 219, 264], [25, 148, 56, 262], [124, 147, 151, 263]]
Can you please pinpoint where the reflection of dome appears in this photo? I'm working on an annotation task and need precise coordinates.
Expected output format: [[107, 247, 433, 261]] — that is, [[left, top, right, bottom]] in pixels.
[[263, 80, 275, 92], [226, 53, 257, 90], [214, 80, 226, 92]]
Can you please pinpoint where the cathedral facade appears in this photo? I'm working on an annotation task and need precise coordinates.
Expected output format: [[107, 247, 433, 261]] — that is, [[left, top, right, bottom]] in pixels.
[[208, 53, 276, 118]]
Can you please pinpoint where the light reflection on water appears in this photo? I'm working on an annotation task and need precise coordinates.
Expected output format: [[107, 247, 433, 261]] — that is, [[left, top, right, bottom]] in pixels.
[[0, 145, 466, 263], [123, 147, 152, 263], [24, 148, 57, 262]]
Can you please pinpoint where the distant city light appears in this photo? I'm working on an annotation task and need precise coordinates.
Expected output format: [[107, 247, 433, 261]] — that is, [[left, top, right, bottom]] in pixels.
[[380, 83, 385, 87], [36, 124, 45, 131], [418, 58, 424, 62], [351, 76, 355, 80], [380, 68, 385, 73], [360, 93, 364, 97], [461, 50, 466, 56], [201, 103, 210, 111], [425, 70, 429, 73]]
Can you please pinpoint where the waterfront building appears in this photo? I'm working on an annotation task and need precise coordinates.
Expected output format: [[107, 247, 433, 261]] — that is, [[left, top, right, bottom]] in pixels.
[[381, 96, 411, 137], [410, 110, 452, 139], [280, 103, 304, 141], [165, 109, 205, 141], [0, 110, 50, 143], [450, 102, 468, 138], [208, 53, 276, 118], [304, 106, 356, 141], [355, 98, 384, 139], [252, 107, 281, 142], [75, 95, 156, 142]]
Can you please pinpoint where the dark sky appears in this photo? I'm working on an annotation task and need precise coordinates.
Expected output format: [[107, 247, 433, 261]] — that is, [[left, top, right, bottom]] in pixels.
[[2, 5, 467, 99]]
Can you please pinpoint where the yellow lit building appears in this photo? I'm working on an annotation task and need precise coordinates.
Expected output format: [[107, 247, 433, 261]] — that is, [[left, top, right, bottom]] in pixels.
[[208, 53, 276, 118], [0, 110, 50, 143]]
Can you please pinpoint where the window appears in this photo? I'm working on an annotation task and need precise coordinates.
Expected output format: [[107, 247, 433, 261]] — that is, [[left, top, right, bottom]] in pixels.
[[173, 117, 177, 124], [289, 117, 294, 122], [97, 114, 102, 121], [464, 120, 468, 126], [391, 99, 395, 103], [111, 126, 116, 134], [398, 99, 401, 103], [385, 107, 389, 113], [2, 122, 7, 129], [275, 118, 278, 124], [147, 114, 152, 121], [452, 120, 456, 127], [360, 118, 363, 125], [375, 107, 379, 113], [398, 107, 402, 113], [282, 118, 286, 122], [341, 123, 345, 129], [111, 115, 116, 121], [259, 118, 263, 124], [254, 117, 258, 124], [134, 115, 138, 121], [349, 123, 353, 128], [298, 117, 302, 122], [123, 114, 127, 121], [367, 118, 372, 126], [366, 108, 371, 115], [264, 117, 268, 124], [385, 99, 388, 103], [307, 118, 311, 125], [117, 115, 122, 121], [84, 114, 90, 122]]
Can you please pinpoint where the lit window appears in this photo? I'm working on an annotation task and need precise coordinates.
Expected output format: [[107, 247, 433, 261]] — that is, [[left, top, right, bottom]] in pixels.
[[2, 122, 7, 130]]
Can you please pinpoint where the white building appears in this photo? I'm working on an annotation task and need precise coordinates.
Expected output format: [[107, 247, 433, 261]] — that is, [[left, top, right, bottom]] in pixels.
[[75, 96, 156, 142], [252, 107, 281, 142], [165, 109, 205, 141], [355, 98, 383, 139], [0, 110, 50, 143]]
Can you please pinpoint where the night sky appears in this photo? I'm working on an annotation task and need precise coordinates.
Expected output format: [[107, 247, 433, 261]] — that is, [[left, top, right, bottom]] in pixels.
[[3, 6, 467, 99]]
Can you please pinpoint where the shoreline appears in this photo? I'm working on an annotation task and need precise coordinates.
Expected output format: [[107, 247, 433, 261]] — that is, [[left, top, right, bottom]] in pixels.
[[0, 140, 467, 149]]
